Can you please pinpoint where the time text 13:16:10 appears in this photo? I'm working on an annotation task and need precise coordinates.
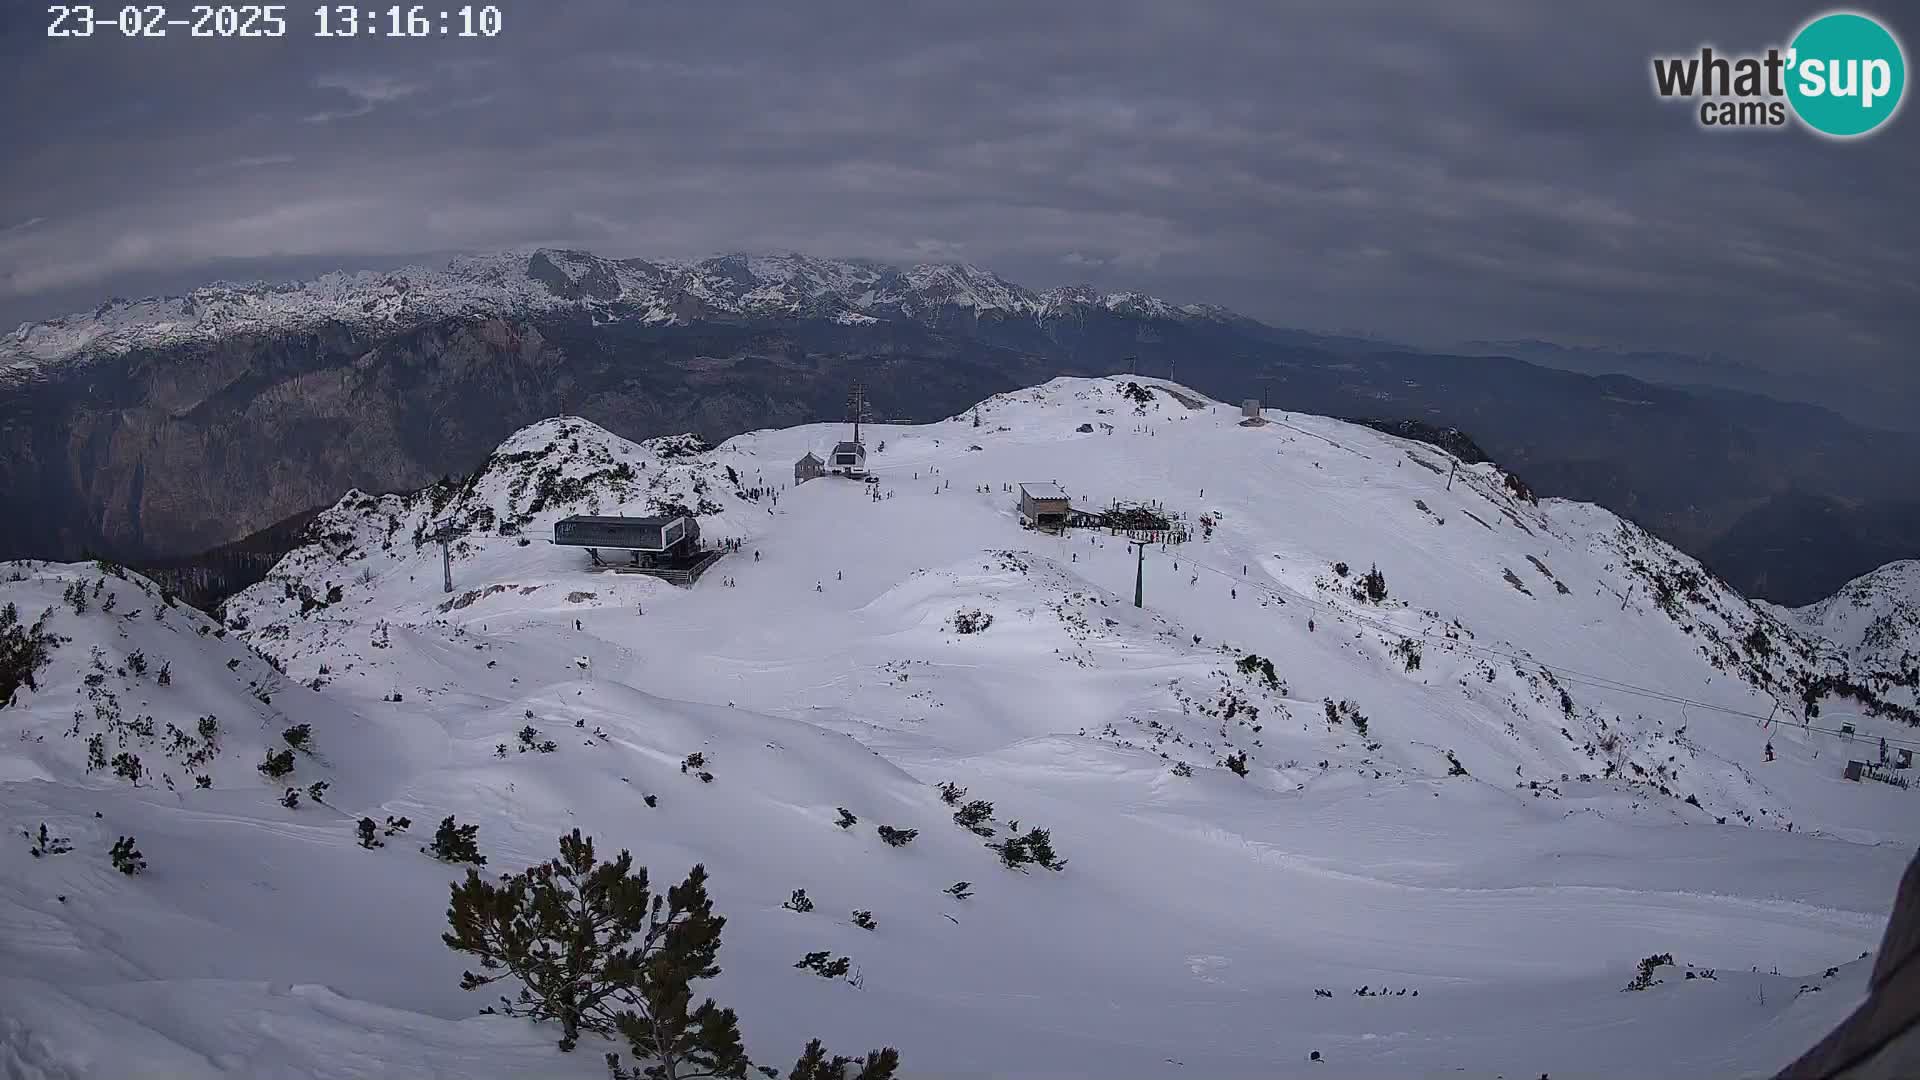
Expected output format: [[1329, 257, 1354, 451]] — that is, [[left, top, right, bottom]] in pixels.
[[313, 5, 502, 37]]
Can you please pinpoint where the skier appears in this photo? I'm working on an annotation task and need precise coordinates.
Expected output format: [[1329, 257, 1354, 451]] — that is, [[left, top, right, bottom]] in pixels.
[[816, 582, 824, 593], [754, 550, 761, 562], [575, 619, 581, 631], [1765, 741, 1775, 762]]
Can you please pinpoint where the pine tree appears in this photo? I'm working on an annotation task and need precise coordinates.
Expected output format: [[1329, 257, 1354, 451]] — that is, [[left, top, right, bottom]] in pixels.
[[783, 889, 815, 913], [936, 781, 966, 805], [875, 826, 917, 847], [444, 829, 749, 1072], [258, 748, 295, 779], [850, 910, 876, 931], [27, 822, 72, 857], [793, 951, 851, 979], [110, 836, 145, 874], [786, 1040, 899, 1080], [282, 723, 313, 751], [425, 814, 486, 865], [834, 808, 857, 830], [951, 799, 995, 837]]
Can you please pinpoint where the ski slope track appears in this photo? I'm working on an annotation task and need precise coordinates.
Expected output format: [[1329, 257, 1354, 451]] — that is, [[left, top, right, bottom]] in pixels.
[[3, 376, 1916, 1079]]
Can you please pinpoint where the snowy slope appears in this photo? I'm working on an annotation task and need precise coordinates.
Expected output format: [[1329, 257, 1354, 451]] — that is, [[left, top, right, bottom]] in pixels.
[[0, 250, 1237, 379], [4, 376, 1917, 1080]]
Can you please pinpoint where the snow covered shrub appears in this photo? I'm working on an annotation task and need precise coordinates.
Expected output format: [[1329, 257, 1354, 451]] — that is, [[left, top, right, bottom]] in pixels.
[[26, 822, 72, 857], [0, 602, 66, 706], [1623, 953, 1674, 991], [988, 826, 1067, 872], [384, 815, 412, 836], [1172, 761, 1194, 778], [681, 752, 713, 781], [1445, 751, 1469, 777], [280, 788, 301, 809], [794, 951, 851, 979], [951, 799, 996, 837], [517, 724, 557, 753], [307, 780, 330, 804], [785, 1040, 899, 1080], [876, 825, 918, 847], [950, 609, 993, 635], [1223, 751, 1249, 777], [425, 814, 486, 865], [936, 781, 966, 805], [125, 649, 147, 676], [282, 723, 312, 752], [357, 817, 383, 849], [851, 910, 876, 931], [944, 881, 973, 900], [258, 748, 295, 779], [111, 751, 144, 785], [835, 808, 858, 830], [1355, 564, 1388, 604], [109, 836, 145, 875], [1331, 562, 1349, 578], [783, 889, 815, 913], [1392, 638, 1421, 672], [155, 662, 171, 686], [197, 715, 220, 744], [1235, 653, 1280, 689]]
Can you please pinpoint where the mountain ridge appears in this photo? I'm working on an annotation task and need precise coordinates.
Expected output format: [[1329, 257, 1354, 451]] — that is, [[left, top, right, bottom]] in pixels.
[[3, 248, 1917, 609], [0, 248, 1248, 377]]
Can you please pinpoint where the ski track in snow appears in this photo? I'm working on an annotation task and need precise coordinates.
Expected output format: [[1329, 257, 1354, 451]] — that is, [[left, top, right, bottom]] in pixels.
[[3, 375, 1917, 1079]]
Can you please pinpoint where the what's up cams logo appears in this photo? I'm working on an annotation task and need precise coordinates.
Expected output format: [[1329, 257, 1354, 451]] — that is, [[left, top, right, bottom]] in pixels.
[[1651, 10, 1906, 137]]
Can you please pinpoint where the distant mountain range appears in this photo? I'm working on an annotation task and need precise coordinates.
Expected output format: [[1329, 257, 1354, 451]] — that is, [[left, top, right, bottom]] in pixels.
[[3, 248, 1916, 606]]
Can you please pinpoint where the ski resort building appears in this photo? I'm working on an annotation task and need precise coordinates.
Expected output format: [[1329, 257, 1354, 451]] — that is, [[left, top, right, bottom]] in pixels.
[[794, 451, 825, 485], [1241, 399, 1261, 418], [830, 440, 868, 478], [553, 514, 699, 556], [1019, 482, 1071, 529], [551, 513, 720, 586]]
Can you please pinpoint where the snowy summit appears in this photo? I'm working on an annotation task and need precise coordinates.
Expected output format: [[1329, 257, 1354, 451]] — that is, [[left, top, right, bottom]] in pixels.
[[2, 376, 1916, 1079], [0, 250, 1242, 377]]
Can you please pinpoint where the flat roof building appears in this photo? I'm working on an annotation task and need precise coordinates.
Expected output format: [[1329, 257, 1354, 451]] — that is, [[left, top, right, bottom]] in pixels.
[[553, 514, 699, 555], [1019, 482, 1071, 528]]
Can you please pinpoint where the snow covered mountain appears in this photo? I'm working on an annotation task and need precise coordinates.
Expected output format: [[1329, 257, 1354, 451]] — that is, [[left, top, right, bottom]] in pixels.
[[1777, 561, 1920, 672], [0, 250, 1236, 375], [3, 376, 1916, 1079]]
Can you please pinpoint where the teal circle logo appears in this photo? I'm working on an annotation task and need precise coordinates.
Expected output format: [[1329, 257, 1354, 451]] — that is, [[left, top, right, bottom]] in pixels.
[[1786, 11, 1906, 137]]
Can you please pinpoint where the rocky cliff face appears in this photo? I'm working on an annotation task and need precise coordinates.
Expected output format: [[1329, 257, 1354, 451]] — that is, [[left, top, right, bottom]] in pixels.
[[0, 310, 1074, 561]]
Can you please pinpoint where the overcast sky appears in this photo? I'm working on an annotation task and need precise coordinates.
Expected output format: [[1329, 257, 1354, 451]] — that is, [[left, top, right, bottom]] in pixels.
[[1, 1, 1914, 411]]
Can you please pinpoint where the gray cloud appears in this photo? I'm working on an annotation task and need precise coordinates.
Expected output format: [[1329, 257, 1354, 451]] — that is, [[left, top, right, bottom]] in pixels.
[[0, 0, 1913, 410]]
